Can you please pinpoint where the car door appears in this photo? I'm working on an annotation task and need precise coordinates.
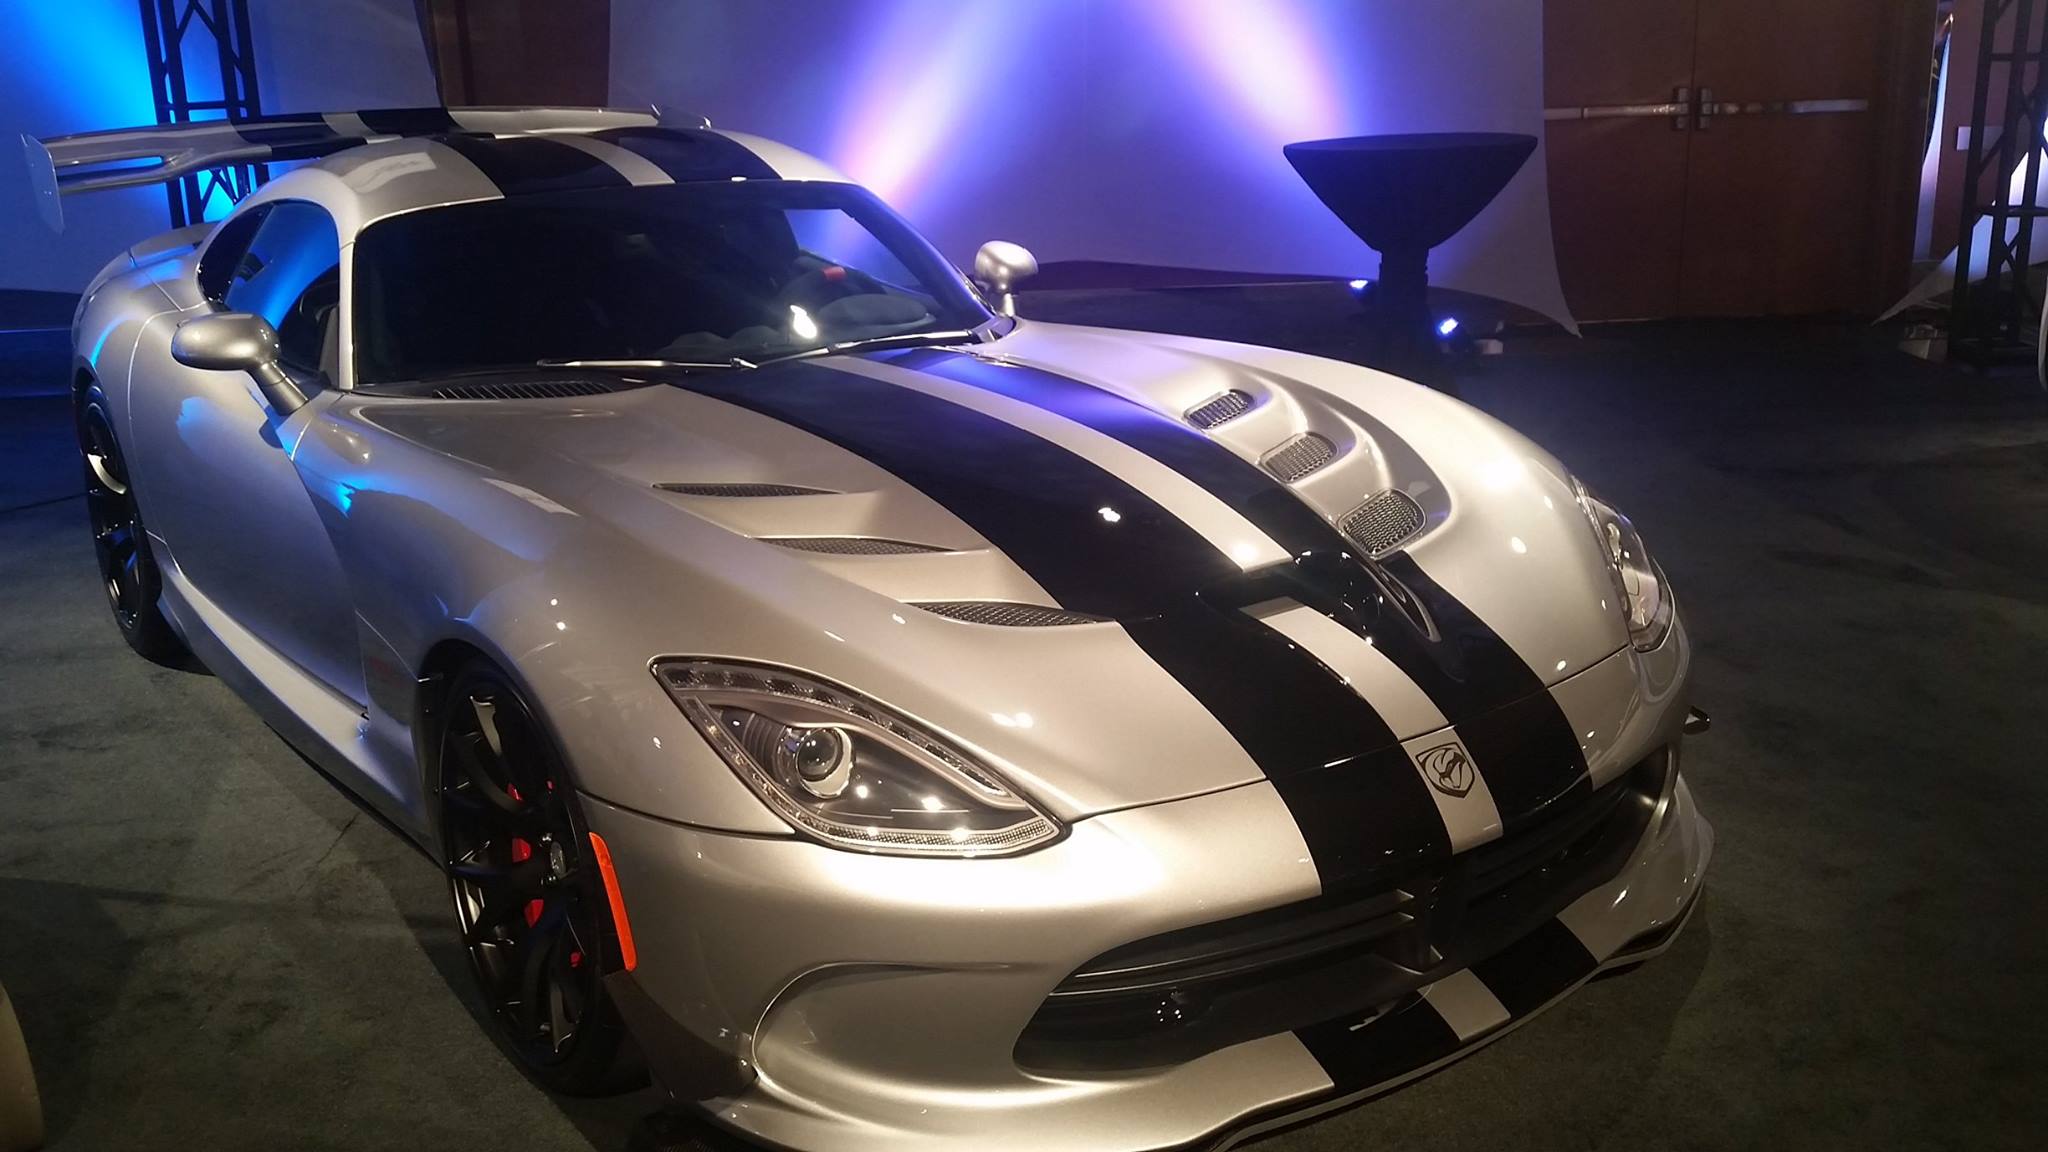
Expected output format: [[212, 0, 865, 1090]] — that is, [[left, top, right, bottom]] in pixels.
[[138, 199, 367, 706]]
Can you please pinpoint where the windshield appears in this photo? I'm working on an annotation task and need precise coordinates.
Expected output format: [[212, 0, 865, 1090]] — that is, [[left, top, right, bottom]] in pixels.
[[350, 181, 993, 384]]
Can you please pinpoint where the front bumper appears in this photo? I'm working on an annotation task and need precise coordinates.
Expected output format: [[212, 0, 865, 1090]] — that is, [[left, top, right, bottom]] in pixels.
[[583, 692, 1711, 1152]]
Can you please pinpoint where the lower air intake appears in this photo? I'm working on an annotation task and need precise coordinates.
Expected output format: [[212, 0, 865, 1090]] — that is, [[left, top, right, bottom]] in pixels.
[[656, 483, 835, 497], [1185, 390, 1254, 429], [914, 602, 1107, 627], [1340, 489, 1427, 557], [1261, 433, 1337, 482], [766, 537, 945, 555]]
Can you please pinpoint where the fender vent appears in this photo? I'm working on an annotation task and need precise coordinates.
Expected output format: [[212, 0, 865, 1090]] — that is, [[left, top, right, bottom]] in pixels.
[[428, 379, 619, 400], [656, 483, 836, 497], [1340, 489, 1427, 558], [1261, 433, 1336, 482], [1185, 390, 1254, 429], [766, 537, 946, 555], [913, 601, 1107, 627]]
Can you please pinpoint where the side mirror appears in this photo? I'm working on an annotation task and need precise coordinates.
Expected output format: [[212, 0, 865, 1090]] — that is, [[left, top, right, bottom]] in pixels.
[[973, 240, 1038, 317], [172, 312, 306, 416]]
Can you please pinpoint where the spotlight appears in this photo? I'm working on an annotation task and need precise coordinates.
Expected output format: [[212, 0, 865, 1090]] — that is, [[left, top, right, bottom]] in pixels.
[[1437, 317, 1460, 338]]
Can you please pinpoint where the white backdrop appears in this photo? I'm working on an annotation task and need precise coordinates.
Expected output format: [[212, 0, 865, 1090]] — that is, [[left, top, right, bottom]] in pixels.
[[611, 0, 1574, 329]]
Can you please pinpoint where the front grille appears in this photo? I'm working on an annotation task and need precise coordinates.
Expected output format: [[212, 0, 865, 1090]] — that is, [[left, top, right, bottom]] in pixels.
[[1185, 390, 1254, 429], [655, 483, 835, 497], [1016, 753, 1670, 1072], [429, 379, 621, 400], [912, 601, 1107, 627], [1339, 489, 1427, 557], [1261, 432, 1337, 482], [765, 537, 945, 555]]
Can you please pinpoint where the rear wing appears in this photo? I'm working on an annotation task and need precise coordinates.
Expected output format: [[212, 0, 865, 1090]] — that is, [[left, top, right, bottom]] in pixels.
[[21, 105, 676, 231]]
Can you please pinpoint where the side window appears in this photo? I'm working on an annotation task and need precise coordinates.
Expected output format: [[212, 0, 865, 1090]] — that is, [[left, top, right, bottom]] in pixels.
[[222, 201, 343, 385], [195, 205, 270, 303]]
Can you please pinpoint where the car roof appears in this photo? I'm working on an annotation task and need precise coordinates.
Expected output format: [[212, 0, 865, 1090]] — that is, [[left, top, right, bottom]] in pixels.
[[235, 126, 853, 241]]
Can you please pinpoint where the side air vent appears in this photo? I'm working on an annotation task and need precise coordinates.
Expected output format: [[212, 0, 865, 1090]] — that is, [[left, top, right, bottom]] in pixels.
[[429, 379, 618, 400], [766, 537, 946, 556], [1185, 390, 1254, 429], [913, 601, 1107, 627], [656, 483, 836, 497], [1340, 489, 1428, 558], [1261, 432, 1337, 483]]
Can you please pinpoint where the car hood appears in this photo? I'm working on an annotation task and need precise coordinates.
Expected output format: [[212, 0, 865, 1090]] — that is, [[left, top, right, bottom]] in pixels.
[[322, 320, 1633, 823]]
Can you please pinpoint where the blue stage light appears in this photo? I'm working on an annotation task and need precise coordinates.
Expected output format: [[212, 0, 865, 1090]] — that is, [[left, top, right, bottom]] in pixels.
[[1437, 317, 1460, 337]]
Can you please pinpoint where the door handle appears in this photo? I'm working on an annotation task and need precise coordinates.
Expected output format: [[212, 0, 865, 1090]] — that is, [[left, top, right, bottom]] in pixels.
[[1542, 86, 1696, 130], [1697, 88, 1868, 130]]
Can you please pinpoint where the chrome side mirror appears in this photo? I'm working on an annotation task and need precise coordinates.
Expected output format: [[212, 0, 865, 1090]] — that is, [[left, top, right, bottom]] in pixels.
[[973, 240, 1038, 317], [172, 312, 305, 415]]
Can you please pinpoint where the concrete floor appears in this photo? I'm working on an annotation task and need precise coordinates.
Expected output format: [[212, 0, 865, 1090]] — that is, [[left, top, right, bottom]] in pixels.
[[3, 287, 2046, 1151]]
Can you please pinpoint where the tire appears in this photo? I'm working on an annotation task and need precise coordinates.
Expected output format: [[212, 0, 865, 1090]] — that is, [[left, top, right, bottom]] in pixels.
[[76, 382, 187, 664], [435, 658, 644, 1096]]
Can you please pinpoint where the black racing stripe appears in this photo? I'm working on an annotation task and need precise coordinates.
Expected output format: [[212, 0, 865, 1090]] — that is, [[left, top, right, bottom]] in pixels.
[[1295, 994, 1463, 1094], [356, 107, 460, 135], [883, 350, 1510, 707], [435, 134, 631, 196], [592, 127, 778, 182], [885, 348, 1591, 827], [1468, 917, 1598, 1016], [1264, 745, 1450, 894], [1376, 553, 1590, 828], [663, 363, 1450, 884]]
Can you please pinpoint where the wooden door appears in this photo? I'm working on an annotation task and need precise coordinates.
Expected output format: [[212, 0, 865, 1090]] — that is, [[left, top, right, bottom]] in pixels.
[[1544, 0, 1699, 321], [1681, 0, 1888, 315], [1545, 0, 1929, 320]]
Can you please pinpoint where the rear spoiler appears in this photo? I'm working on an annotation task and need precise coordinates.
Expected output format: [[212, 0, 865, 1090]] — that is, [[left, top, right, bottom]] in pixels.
[[21, 105, 679, 231]]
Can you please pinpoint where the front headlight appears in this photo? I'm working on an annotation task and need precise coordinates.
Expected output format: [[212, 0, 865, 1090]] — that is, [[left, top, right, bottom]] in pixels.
[[654, 660, 1061, 857], [1572, 479, 1674, 651]]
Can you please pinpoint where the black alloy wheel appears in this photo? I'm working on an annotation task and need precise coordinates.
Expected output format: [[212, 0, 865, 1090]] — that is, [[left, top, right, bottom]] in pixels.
[[438, 661, 639, 1094], [77, 383, 185, 662]]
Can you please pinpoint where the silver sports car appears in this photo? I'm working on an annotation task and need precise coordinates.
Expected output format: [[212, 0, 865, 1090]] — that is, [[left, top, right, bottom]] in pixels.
[[33, 107, 1711, 1150]]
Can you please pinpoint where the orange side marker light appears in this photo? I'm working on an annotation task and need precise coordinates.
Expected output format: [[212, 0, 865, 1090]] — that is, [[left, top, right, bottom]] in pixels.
[[587, 831, 638, 972]]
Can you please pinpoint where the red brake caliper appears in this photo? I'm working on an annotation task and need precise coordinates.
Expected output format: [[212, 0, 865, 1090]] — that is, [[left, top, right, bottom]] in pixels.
[[506, 785, 544, 928]]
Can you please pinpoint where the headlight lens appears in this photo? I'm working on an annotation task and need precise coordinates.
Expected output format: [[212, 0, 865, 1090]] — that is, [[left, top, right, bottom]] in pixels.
[[1573, 479, 1673, 651], [654, 660, 1061, 857]]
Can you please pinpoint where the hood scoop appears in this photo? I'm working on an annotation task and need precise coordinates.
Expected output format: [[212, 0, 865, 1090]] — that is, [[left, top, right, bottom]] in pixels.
[[1184, 389, 1254, 429], [429, 379, 623, 400], [656, 482, 838, 497], [912, 601, 1108, 627], [1339, 489, 1428, 558], [765, 536, 946, 555]]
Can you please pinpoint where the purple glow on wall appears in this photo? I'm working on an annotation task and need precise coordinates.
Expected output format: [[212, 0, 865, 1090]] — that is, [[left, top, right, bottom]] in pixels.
[[610, 0, 1570, 327], [1137, 0, 1346, 141], [829, 1, 1040, 216]]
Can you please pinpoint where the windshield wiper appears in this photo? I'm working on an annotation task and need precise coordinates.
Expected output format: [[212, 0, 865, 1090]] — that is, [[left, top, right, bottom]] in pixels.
[[536, 357, 757, 373], [748, 329, 983, 368]]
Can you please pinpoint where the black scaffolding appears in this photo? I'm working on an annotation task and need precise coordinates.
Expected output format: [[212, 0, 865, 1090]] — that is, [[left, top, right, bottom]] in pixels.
[[1951, 0, 2048, 366], [137, 0, 267, 227]]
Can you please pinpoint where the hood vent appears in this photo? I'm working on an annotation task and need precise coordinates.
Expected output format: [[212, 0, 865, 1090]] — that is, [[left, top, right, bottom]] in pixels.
[[766, 536, 945, 555], [1185, 390, 1254, 429], [1261, 432, 1337, 483], [1340, 489, 1427, 558], [429, 379, 619, 400], [913, 601, 1107, 627], [656, 483, 836, 497]]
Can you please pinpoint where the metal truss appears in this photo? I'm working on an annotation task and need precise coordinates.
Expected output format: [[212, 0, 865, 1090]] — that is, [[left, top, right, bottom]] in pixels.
[[137, 0, 267, 227], [1953, 0, 2048, 366]]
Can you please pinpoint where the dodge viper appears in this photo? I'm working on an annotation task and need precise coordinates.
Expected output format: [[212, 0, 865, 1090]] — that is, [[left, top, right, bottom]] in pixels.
[[31, 107, 1711, 1151]]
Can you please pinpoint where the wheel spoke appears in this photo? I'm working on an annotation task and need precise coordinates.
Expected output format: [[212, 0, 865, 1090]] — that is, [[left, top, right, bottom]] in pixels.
[[514, 901, 569, 1038], [461, 859, 548, 944]]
